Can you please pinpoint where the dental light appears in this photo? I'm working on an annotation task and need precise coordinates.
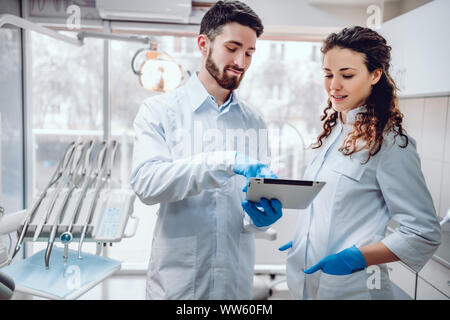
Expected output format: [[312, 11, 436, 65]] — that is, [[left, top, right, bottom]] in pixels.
[[77, 32, 183, 92], [131, 43, 183, 92]]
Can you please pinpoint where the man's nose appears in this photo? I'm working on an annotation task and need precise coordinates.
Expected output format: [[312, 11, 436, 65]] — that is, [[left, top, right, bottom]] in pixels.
[[233, 52, 247, 70]]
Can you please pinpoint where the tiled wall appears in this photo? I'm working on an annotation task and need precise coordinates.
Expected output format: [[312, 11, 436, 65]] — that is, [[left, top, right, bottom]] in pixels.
[[399, 95, 450, 219]]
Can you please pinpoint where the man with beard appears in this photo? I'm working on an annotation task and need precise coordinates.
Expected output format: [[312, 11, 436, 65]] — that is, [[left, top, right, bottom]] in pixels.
[[131, 1, 282, 300]]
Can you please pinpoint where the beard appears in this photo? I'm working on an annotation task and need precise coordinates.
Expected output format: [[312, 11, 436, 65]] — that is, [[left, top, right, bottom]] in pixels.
[[205, 50, 245, 91]]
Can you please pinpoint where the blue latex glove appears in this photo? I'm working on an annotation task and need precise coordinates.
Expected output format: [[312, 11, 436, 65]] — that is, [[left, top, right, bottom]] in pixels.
[[241, 197, 282, 227], [304, 245, 367, 275], [233, 152, 277, 192], [278, 241, 293, 251]]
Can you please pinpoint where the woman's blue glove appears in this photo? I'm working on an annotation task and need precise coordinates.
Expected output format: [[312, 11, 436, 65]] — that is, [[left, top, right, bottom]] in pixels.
[[241, 198, 282, 227], [304, 245, 367, 275], [233, 152, 277, 192], [278, 241, 293, 251]]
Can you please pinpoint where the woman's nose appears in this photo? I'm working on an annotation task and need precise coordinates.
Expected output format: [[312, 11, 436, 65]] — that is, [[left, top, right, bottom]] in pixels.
[[330, 77, 342, 91]]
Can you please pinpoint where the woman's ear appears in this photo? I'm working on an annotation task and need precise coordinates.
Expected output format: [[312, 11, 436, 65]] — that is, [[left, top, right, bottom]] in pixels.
[[371, 68, 383, 85], [197, 34, 209, 57]]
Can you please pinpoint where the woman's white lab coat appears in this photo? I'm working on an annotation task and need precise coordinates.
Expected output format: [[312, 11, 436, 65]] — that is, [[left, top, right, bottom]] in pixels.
[[286, 107, 441, 300]]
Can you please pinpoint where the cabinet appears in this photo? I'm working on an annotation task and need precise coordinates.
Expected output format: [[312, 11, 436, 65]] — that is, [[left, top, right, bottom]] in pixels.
[[387, 258, 450, 300], [417, 258, 450, 299], [380, 0, 450, 96], [387, 261, 416, 299], [416, 278, 448, 300]]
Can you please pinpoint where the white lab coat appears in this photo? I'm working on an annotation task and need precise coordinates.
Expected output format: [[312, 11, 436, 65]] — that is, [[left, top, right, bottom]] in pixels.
[[286, 106, 441, 300], [131, 74, 269, 299]]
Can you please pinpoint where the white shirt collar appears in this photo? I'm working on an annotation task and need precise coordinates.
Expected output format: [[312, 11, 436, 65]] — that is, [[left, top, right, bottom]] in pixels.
[[185, 73, 239, 113]]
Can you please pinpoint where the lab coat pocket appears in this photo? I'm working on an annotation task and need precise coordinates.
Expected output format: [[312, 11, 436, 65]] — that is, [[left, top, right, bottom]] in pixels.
[[151, 236, 197, 299], [316, 270, 371, 300], [331, 158, 366, 182]]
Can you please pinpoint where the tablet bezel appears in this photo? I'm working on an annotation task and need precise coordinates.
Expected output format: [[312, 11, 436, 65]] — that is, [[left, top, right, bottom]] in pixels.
[[245, 178, 326, 210]]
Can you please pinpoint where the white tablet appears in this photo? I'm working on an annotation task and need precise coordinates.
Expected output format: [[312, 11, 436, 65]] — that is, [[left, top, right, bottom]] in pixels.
[[246, 178, 326, 209]]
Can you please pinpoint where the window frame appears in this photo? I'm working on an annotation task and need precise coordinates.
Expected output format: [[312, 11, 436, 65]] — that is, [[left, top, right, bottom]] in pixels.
[[22, 20, 325, 269]]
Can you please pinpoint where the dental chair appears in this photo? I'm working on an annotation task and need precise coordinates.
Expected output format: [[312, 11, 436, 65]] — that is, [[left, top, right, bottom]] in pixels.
[[0, 271, 14, 300]]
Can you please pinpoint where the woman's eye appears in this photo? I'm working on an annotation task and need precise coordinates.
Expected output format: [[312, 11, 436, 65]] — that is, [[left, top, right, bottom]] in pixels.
[[324, 74, 333, 78], [227, 47, 236, 52], [343, 75, 354, 79]]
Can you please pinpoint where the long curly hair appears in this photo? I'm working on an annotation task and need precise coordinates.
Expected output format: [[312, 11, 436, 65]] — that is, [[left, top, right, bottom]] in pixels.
[[313, 26, 408, 162]]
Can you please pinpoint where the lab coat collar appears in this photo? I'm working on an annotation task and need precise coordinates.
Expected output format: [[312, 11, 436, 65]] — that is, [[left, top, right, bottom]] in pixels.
[[185, 73, 239, 113], [341, 105, 367, 128]]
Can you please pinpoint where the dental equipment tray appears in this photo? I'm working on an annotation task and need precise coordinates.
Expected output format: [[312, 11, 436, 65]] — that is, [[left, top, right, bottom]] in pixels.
[[21, 188, 138, 243]]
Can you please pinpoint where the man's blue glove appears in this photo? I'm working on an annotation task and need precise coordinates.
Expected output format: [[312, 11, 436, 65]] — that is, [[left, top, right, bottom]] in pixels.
[[278, 241, 293, 251], [233, 152, 277, 192], [304, 245, 367, 275], [241, 198, 282, 227]]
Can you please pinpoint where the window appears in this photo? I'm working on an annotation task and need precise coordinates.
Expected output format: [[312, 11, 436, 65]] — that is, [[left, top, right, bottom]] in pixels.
[[105, 36, 202, 265], [30, 31, 103, 255], [0, 28, 24, 213], [0, 27, 24, 260], [107, 36, 326, 266], [239, 40, 326, 179], [29, 31, 327, 266], [237, 40, 327, 264]]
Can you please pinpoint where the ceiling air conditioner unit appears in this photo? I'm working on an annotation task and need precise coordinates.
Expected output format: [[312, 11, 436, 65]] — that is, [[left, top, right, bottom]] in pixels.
[[96, 0, 192, 23]]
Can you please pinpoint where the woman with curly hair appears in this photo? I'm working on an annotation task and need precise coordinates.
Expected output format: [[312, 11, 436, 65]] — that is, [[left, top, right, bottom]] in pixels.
[[280, 26, 441, 299]]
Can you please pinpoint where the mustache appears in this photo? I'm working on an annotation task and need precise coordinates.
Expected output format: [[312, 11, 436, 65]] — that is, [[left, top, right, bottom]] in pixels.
[[225, 66, 245, 73]]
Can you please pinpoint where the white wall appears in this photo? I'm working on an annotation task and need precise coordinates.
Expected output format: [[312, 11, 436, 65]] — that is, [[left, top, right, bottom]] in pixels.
[[380, 0, 450, 218], [400, 95, 450, 220]]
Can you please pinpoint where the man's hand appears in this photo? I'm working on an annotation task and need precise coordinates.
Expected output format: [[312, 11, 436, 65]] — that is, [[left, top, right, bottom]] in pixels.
[[233, 152, 277, 192], [241, 198, 282, 227]]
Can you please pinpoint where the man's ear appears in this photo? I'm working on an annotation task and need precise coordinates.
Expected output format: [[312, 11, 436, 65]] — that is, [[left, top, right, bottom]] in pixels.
[[197, 34, 209, 57]]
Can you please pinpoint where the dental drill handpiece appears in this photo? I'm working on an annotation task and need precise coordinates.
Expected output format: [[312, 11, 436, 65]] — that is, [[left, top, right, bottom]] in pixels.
[[77, 141, 118, 259], [11, 141, 76, 261], [60, 141, 105, 263], [39, 144, 79, 269], [44, 141, 88, 269], [78, 141, 118, 259], [32, 143, 77, 246], [77, 142, 110, 259], [60, 141, 96, 263]]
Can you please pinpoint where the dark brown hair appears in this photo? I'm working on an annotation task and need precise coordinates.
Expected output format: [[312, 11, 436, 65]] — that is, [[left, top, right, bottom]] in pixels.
[[200, 1, 264, 40], [314, 26, 407, 162]]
